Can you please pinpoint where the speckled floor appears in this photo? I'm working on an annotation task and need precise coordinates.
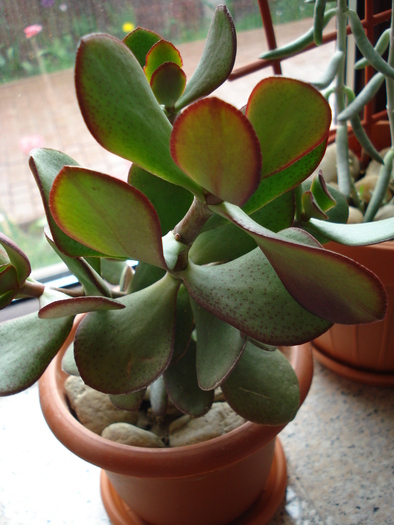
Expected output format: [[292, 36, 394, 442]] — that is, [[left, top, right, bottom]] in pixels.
[[1, 355, 393, 525]]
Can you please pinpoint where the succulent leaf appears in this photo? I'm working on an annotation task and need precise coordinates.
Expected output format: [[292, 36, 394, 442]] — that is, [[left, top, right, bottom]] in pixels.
[[110, 389, 146, 412], [171, 97, 261, 206], [38, 296, 125, 319], [0, 265, 19, 295], [179, 248, 332, 346], [172, 284, 194, 363], [122, 27, 161, 67], [246, 77, 331, 178], [74, 273, 181, 394], [130, 262, 166, 293], [128, 164, 193, 235], [164, 339, 214, 417], [150, 62, 186, 107], [75, 34, 204, 198], [175, 4, 236, 111], [222, 343, 300, 425], [308, 216, 394, 245], [144, 40, 183, 82], [212, 202, 387, 324], [50, 166, 167, 269], [29, 148, 103, 258], [191, 299, 247, 390], [0, 232, 31, 286], [302, 191, 328, 220], [61, 342, 79, 376], [0, 289, 74, 395], [310, 173, 337, 212]]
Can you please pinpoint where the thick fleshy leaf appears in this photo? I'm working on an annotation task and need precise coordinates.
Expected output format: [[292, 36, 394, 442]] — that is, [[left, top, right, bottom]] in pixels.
[[150, 62, 186, 107], [122, 27, 161, 68], [128, 164, 193, 235], [39, 296, 125, 319], [175, 5, 236, 111], [0, 291, 16, 310], [172, 284, 194, 363], [75, 34, 203, 198], [74, 273, 180, 394], [246, 77, 331, 178], [0, 289, 73, 395], [164, 339, 214, 417], [190, 191, 295, 265], [29, 148, 103, 257], [45, 230, 112, 297], [302, 191, 328, 221], [302, 181, 349, 228], [130, 262, 166, 293], [243, 141, 327, 215], [191, 299, 246, 390], [222, 343, 300, 425], [144, 40, 182, 82], [178, 248, 332, 346], [110, 390, 146, 412], [50, 167, 166, 268], [0, 265, 19, 295], [171, 97, 261, 206], [212, 202, 387, 324], [100, 259, 128, 285], [0, 233, 30, 286], [61, 342, 80, 376], [307, 217, 394, 245]]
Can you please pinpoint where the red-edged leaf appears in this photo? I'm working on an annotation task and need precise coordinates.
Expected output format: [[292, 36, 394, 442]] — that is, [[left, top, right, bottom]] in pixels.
[[39, 296, 125, 319], [171, 97, 261, 206], [211, 202, 387, 324], [150, 62, 186, 107], [144, 40, 182, 82], [0, 232, 31, 286], [50, 166, 166, 268], [75, 34, 203, 198], [246, 77, 331, 177], [123, 27, 161, 68]]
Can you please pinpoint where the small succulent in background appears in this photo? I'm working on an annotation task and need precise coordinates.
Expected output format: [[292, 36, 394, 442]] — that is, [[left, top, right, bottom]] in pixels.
[[0, 5, 393, 427]]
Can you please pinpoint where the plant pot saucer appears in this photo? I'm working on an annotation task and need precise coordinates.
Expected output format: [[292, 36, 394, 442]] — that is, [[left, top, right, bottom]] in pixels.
[[312, 345, 394, 387], [100, 437, 287, 525]]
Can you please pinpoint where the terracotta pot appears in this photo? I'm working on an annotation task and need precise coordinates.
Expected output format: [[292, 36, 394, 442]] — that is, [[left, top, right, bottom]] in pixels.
[[39, 320, 313, 525], [314, 120, 394, 384], [313, 241, 394, 385]]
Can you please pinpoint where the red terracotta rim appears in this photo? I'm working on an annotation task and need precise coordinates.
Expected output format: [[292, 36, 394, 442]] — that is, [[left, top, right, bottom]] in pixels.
[[39, 317, 313, 478], [312, 345, 394, 387], [100, 438, 287, 525]]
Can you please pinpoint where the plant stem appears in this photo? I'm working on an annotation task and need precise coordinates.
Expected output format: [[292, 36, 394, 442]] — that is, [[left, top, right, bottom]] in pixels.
[[18, 280, 45, 298], [173, 197, 213, 246]]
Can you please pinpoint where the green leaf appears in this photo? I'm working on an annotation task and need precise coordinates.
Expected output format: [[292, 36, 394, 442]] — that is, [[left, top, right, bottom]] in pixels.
[[190, 191, 295, 265], [175, 5, 236, 111], [29, 148, 102, 258], [164, 339, 214, 417], [0, 233, 30, 286], [222, 343, 300, 425], [50, 166, 166, 268], [75, 34, 203, 198], [144, 40, 182, 82], [308, 216, 394, 245], [39, 296, 125, 319], [191, 299, 246, 390], [122, 27, 161, 68], [212, 202, 387, 324], [310, 173, 337, 212], [178, 248, 332, 346], [74, 273, 181, 394], [243, 141, 327, 215], [100, 259, 127, 285], [172, 284, 194, 362], [150, 62, 186, 108], [171, 97, 261, 206], [130, 262, 166, 292], [45, 230, 112, 297], [0, 265, 19, 295], [0, 289, 74, 395], [61, 342, 80, 376], [110, 390, 146, 411], [128, 164, 193, 235], [0, 291, 16, 310], [302, 191, 328, 220], [246, 77, 331, 178]]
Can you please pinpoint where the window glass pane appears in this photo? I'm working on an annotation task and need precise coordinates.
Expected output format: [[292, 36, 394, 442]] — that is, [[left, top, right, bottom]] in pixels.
[[0, 0, 333, 274]]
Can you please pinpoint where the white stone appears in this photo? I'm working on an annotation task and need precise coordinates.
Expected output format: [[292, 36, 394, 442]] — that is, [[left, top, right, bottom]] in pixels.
[[65, 376, 138, 435], [169, 402, 245, 447], [102, 423, 165, 448]]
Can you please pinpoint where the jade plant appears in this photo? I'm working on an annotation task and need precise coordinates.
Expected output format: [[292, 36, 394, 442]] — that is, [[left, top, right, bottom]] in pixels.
[[0, 6, 393, 427], [260, 0, 394, 225]]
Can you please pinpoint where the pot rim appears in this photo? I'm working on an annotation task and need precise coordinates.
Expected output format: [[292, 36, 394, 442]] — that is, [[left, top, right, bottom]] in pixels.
[[39, 320, 313, 478]]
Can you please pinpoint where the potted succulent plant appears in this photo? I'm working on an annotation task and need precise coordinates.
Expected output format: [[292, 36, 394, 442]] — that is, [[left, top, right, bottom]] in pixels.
[[1, 4, 394, 524], [260, 0, 394, 384]]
